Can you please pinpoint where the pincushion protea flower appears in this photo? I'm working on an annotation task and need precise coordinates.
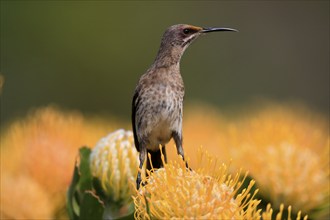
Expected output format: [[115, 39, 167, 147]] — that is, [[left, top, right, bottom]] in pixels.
[[133, 150, 261, 219], [134, 147, 308, 220], [262, 204, 308, 220], [1, 106, 118, 218], [89, 129, 139, 218], [90, 129, 139, 203], [226, 104, 329, 217], [175, 103, 329, 218]]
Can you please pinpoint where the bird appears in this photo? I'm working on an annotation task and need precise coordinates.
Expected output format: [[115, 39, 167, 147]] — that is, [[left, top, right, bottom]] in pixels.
[[132, 24, 237, 189]]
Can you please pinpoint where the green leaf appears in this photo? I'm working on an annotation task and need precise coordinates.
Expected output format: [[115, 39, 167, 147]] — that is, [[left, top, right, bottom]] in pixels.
[[77, 147, 93, 192], [67, 149, 84, 220], [67, 146, 105, 220], [80, 192, 104, 220], [67, 146, 136, 220]]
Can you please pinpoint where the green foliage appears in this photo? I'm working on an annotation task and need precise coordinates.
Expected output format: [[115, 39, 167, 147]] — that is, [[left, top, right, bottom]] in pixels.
[[67, 147, 103, 220], [67, 147, 135, 220]]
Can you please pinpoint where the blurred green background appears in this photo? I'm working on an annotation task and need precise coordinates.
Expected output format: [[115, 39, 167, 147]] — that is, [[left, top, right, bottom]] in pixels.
[[1, 1, 329, 124]]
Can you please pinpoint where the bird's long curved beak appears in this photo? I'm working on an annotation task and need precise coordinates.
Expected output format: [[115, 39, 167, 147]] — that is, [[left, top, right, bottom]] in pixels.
[[201, 27, 238, 33]]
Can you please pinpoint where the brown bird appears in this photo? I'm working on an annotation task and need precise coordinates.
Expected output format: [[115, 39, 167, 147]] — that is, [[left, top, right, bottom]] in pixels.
[[132, 24, 237, 189]]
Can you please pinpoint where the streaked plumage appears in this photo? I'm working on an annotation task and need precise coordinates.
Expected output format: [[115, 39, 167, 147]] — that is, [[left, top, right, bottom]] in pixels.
[[132, 24, 237, 189]]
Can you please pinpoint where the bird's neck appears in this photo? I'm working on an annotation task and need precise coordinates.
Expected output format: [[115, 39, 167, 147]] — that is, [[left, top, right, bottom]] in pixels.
[[153, 44, 185, 69]]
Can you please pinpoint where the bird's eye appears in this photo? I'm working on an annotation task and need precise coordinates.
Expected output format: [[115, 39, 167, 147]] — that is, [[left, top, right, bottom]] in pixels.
[[183, 28, 191, 35]]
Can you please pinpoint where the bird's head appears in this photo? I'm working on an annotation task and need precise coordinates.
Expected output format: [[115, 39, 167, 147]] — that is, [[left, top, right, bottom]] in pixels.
[[161, 24, 237, 50], [154, 24, 237, 67]]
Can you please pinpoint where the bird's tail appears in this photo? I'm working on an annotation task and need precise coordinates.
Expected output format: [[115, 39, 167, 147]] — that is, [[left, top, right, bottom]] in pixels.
[[147, 149, 164, 170]]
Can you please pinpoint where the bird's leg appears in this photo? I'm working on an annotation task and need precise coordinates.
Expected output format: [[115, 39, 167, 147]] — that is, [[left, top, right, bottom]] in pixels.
[[172, 131, 190, 169], [136, 146, 147, 190]]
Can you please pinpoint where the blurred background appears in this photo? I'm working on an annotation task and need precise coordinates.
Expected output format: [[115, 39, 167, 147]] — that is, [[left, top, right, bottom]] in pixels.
[[1, 1, 329, 219], [1, 1, 329, 125]]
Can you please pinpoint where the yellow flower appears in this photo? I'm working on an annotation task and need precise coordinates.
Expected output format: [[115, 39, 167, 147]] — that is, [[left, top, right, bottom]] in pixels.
[[174, 103, 329, 217], [134, 147, 308, 220], [90, 129, 139, 205], [134, 150, 261, 219], [262, 204, 308, 220], [228, 104, 329, 216], [0, 106, 121, 218]]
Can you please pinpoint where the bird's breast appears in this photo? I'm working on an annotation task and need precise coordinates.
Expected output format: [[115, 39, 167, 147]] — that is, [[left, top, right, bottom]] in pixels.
[[136, 82, 183, 150], [150, 83, 183, 120]]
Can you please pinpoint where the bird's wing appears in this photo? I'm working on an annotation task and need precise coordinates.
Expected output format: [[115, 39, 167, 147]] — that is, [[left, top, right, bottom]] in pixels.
[[131, 89, 141, 152]]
